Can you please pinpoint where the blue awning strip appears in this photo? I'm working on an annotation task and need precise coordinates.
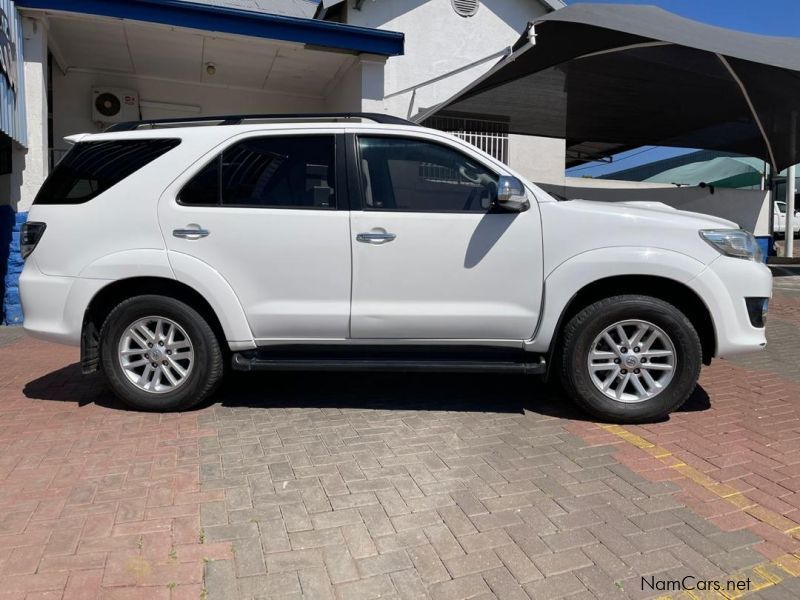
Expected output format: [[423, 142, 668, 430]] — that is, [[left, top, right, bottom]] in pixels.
[[16, 0, 405, 56]]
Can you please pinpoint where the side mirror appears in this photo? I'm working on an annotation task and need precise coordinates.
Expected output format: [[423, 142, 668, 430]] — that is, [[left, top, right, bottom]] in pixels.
[[496, 176, 530, 212]]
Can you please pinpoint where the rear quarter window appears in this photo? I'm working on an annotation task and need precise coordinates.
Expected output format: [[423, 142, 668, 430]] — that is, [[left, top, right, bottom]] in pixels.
[[34, 138, 181, 205]]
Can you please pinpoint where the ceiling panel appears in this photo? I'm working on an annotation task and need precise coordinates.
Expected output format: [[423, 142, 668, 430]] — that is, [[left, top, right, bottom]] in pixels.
[[201, 36, 278, 88], [46, 13, 351, 98], [124, 22, 203, 82], [48, 16, 134, 72]]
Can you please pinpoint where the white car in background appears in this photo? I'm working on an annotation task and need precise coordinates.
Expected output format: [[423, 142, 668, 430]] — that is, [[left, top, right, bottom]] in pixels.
[[774, 200, 800, 237], [18, 114, 772, 423]]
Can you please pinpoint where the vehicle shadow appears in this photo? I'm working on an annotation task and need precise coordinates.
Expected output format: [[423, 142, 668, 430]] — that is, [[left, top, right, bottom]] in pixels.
[[22, 363, 711, 422], [23, 363, 126, 409]]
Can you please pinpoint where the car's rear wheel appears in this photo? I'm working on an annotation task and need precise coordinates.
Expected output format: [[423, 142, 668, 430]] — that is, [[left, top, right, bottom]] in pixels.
[[100, 295, 223, 411], [559, 295, 702, 423]]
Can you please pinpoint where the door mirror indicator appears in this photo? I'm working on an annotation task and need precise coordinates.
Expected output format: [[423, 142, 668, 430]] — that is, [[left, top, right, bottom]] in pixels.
[[496, 176, 530, 212]]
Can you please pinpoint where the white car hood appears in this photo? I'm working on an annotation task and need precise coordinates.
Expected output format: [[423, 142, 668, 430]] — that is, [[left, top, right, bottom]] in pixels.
[[567, 199, 740, 230]]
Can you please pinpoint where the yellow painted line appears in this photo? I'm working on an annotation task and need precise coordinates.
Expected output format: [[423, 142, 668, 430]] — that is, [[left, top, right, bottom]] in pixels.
[[600, 424, 800, 536], [599, 424, 800, 600], [724, 493, 757, 511], [650, 554, 795, 600], [772, 553, 800, 577]]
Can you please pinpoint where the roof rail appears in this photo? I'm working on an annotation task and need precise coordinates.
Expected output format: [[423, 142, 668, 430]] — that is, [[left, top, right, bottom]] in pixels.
[[105, 112, 416, 132]]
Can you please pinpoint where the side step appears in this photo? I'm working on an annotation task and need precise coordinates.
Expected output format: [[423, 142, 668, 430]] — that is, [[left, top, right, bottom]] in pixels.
[[231, 348, 546, 375]]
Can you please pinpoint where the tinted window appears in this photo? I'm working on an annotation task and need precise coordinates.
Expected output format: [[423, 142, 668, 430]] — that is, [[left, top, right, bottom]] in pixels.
[[358, 137, 498, 212], [178, 158, 220, 206], [180, 136, 336, 209], [34, 139, 180, 205]]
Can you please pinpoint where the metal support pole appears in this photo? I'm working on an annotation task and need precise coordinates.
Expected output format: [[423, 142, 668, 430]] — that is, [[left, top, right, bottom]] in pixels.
[[787, 164, 796, 258]]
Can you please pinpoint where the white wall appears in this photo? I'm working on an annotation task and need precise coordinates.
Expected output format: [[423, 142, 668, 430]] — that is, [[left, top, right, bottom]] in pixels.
[[51, 70, 327, 155], [17, 16, 48, 212], [324, 55, 388, 113], [324, 59, 363, 113], [510, 134, 565, 184], [343, 0, 546, 119], [339, 0, 563, 184], [564, 176, 674, 190]]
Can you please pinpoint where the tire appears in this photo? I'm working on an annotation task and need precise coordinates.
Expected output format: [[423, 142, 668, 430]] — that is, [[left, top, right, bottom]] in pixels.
[[559, 295, 702, 423], [99, 295, 224, 411]]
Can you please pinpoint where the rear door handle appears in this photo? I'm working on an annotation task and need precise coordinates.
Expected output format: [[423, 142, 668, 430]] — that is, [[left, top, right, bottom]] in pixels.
[[356, 232, 396, 244], [173, 227, 210, 240]]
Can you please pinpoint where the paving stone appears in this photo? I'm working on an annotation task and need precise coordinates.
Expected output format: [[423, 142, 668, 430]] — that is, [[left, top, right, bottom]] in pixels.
[[298, 566, 334, 600], [428, 574, 490, 600], [495, 543, 543, 584], [390, 568, 428, 600], [407, 544, 450, 585], [335, 574, 395, 600], [541, 528, 598, 553], [232, 537, 266, 577], [265, 549, 324, 573], [289, 527, 344, 550], [204, 522, 259, 542], [481, 566, 530, 600], [203, 560, 237, 600], [443, 549, 502, 579], [524, 572, 588, 599], [533, 549, 593, 577], [323, 545, 360, 584], [6, 297, 800, 600], [357, 550, 413, 578], [342, 523, 378, 560]]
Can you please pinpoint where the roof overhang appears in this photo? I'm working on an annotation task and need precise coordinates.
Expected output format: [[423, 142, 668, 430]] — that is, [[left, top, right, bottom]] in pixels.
[[425, 3, 800, 171], [17, 0, 405, 56], [316, 0, 565, 20]]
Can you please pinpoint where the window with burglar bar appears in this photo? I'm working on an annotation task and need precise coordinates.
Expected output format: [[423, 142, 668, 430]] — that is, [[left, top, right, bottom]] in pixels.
[[424, 114, 509, 164]]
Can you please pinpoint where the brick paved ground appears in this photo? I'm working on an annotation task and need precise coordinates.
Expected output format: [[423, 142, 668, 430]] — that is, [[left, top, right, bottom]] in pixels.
[[2, 275, 800, 599]]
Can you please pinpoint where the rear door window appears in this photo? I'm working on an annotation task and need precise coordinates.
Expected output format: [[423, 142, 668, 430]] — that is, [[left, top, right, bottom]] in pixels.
[[34, 138, 181, 205], [179, 135, 337, 209]]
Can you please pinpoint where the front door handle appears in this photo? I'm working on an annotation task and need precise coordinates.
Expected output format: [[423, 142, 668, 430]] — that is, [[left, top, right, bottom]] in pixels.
[[356, 232, 396, 244], [173, 227, 210, 240]]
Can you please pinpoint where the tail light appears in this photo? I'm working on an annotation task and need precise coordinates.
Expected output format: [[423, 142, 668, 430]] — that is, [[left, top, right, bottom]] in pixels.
[[20, 222, 46, 259]]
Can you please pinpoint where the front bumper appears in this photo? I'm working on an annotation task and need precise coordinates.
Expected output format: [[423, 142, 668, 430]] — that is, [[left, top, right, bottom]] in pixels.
[[20, 259, 109, 346], [688, 256, 772, 358]]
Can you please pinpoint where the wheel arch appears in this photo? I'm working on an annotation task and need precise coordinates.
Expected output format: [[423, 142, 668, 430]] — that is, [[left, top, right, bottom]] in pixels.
[[543, 274, 716, 381], [81, 277, 230, 374]]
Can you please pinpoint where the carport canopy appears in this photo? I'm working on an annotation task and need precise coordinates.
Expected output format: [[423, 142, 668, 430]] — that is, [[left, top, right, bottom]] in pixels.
[[426, 3, 800, 171]]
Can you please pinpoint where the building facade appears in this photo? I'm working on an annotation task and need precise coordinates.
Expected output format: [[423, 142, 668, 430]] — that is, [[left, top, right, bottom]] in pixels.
[[0, 0, 566, 323]]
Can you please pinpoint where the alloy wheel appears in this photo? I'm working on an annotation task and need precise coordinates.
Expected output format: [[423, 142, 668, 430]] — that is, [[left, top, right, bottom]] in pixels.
[[587, 319, 676, 403]]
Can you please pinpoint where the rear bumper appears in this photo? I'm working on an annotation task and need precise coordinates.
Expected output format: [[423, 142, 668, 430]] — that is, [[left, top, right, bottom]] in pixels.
[[20, 259, 109, 346], [688, 256, 772, 358]]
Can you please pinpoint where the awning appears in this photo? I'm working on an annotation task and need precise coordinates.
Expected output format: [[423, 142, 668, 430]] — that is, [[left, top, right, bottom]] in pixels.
[[644, 156, 766, 188], [17, 0, 404, 56], [426, 3, 800, 171]]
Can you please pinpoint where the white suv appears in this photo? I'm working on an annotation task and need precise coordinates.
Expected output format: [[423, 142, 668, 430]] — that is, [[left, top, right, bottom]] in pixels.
[[19, 114, 771, 422]]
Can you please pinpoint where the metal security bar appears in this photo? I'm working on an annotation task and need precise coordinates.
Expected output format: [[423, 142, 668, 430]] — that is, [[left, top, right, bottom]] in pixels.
[[424, 114, 509, 164]]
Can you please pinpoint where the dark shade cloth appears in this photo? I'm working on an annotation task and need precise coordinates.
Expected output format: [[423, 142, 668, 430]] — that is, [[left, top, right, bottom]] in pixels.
[[433, 3, 800, 171]]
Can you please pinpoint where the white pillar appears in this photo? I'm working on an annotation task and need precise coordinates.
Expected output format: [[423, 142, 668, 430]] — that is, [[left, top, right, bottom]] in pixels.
[[786, 165, 796, 258], [17, 16, 48, 213], [359, 54, 387, 113]]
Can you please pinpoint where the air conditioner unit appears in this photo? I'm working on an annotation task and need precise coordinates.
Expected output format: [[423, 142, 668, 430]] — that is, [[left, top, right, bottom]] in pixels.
[[92, 88, 139, 123]]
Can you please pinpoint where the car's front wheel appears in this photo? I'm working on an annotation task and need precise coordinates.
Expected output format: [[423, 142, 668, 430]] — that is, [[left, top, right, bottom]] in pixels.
[[99, 295, 224, 411], [559, 295, 702, 423]]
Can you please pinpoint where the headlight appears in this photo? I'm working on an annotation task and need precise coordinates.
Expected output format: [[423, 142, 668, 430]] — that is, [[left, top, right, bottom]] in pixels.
[[700, 229, 762, 262]]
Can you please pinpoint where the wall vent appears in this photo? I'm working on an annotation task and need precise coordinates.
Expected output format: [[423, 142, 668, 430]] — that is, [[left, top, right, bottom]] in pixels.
[[452, 0, 479, 17]]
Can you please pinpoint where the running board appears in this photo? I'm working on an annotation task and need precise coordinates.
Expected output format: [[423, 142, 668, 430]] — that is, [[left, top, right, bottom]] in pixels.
[[231, 351, 546, 375]]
